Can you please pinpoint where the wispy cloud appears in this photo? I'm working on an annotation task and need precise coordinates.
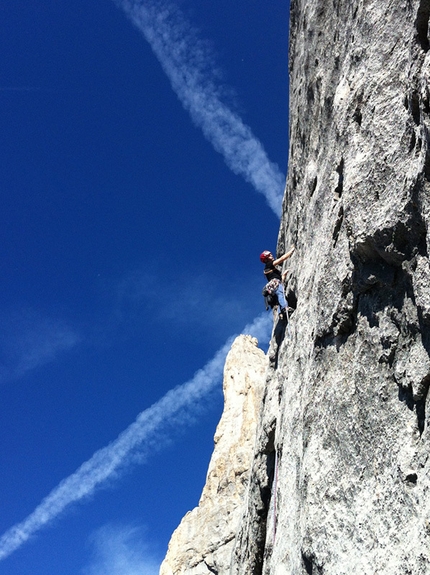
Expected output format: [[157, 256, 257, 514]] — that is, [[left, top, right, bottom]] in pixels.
[[0, 309, 80, 384], [114, 268, 264, 339], [0, 313, 271, 563], [114, 0, 284, 217], [82, 524, 160, 575]]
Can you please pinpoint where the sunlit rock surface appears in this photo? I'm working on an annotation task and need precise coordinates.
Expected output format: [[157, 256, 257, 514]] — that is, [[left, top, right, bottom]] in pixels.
[[159, 335, 267, 575], [161, 0, 430, 573]]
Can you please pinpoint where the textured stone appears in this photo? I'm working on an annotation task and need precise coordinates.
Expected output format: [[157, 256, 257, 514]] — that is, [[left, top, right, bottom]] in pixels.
[[261, 0, 430, 573], [159, 336, 267, 575]]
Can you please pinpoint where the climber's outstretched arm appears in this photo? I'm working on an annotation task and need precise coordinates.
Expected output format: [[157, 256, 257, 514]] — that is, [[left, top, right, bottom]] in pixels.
[[273, 245, 295, 267]]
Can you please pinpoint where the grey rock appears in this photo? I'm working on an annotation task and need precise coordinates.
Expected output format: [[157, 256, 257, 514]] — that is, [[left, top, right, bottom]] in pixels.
[[260, 0, 430, 573]]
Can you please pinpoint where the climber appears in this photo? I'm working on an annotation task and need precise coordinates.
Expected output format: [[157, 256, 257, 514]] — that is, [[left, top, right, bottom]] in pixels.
[[260, 246, 295, 319]]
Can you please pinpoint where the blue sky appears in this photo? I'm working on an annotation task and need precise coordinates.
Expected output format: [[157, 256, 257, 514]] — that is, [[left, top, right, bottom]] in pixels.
[[0, 1, 289, 573]]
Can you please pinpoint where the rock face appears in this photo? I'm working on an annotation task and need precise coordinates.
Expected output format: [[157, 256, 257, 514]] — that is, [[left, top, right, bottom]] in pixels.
[[159, 336, 267, 575], [161, 1, 430, 574]]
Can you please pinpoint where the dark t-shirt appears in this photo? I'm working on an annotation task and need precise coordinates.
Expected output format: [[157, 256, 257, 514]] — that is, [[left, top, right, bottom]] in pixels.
[[264, 262, 282, 282]]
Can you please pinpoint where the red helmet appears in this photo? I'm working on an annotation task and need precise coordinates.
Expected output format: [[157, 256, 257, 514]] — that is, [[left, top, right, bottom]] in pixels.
[[260, 250, 272, 263]]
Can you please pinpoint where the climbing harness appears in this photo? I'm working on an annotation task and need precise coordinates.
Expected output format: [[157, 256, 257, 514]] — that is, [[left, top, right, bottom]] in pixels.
[[262, 279, 281, 310]]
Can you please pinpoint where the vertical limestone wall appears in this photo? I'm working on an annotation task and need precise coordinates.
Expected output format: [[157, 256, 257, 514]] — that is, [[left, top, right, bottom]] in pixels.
[[252, 0, 430, 573]]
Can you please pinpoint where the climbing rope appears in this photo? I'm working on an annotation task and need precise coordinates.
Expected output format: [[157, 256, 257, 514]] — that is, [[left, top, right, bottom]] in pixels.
[[286, 307, 291, 337], [272, 450, 279, 545]]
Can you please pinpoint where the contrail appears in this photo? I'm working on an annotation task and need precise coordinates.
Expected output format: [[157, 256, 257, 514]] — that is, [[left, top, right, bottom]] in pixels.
[[114, 0, 285, 217], [0, 313, 271, 562]]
